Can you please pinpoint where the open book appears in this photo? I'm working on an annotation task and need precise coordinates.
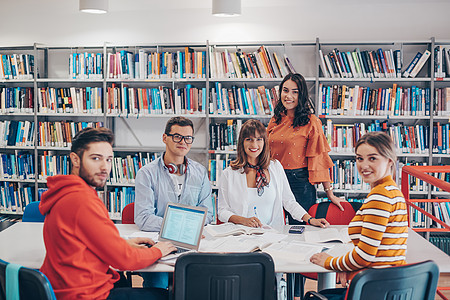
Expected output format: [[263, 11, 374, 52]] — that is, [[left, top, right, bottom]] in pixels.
[[204, 223, 272, 237], [263, 241, 324, 263], [304, 227, 351, 244], [199, 231, 287, 253]]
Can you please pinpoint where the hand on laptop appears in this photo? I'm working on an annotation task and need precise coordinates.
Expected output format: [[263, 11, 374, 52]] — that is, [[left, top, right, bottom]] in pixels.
[[154, 242, 177, 256], [126, 237, 156, 249]]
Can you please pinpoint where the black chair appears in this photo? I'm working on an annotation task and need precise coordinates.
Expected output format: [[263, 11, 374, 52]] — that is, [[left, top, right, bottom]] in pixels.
[[173, 252, 276, 300], [303, 260, 439, 300], [0, 259, 56, 300]]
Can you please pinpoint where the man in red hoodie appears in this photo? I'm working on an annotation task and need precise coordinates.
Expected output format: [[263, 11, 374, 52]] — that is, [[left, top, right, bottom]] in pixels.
[[39, 127, 176, 300]]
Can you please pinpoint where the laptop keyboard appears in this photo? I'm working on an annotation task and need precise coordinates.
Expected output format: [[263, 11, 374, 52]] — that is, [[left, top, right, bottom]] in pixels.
[[176, 247, 189, 254]]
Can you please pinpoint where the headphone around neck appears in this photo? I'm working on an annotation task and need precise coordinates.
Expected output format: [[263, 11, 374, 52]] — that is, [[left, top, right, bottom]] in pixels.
[[164, 154, 187, 175]]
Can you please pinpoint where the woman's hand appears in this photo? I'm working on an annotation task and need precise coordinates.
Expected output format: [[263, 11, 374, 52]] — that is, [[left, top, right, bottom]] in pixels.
[[336, 272, 349, 288], [126, 237, 155, 249], [229, 215, 262, 228], [329, 194, 347, 211], [310, 252, 331, 268], [309, 217, 330, 228]]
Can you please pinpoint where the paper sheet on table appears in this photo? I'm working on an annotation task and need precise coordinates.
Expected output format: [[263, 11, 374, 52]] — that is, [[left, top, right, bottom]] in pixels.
[[199, 234, 273, 253], [263, 241, 324, 263], [128, 231, 159, 241], [304, 228, 351, 244]]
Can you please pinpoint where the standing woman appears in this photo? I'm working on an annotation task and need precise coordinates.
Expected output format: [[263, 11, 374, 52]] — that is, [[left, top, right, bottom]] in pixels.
[[267, 73, 346, 225], [310, 131, 408, 299], [218, 119, 329, 231]]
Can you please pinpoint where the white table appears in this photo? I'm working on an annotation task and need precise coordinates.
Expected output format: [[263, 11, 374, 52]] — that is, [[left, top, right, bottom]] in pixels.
[[1, 223, 449, 295]]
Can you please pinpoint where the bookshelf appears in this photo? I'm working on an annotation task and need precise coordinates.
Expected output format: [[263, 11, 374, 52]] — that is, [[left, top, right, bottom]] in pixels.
[[1, 38, 450, 226]]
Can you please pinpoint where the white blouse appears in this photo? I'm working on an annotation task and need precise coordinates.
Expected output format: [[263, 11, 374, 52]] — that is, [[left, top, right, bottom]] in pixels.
[[246, 184, 276, 225], [218, 159, 307, 230]]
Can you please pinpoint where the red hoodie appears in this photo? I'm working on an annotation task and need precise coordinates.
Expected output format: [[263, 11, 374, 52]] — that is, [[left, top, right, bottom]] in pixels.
[[39, 175, 162, 300]]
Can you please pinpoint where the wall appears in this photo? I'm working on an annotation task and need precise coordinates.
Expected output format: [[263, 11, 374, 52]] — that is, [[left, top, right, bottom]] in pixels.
[[0, 0, 449, 46]]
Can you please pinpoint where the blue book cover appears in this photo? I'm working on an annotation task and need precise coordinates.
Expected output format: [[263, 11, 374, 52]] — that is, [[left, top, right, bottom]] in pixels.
[[96, 53, 102, 76], [180, 52, 185, 78], [445, 124, 449, 154], [2, 55, 11, 79], [340, 51, 352, 75], [394, 87, 401, 116], [403, 52, 422, 77], [186, 84, 191, 112], [214, 82, 222, 113], [425, 88, 430, 116], [411, 86, 417, 116], [363, 87, 370, 113], [123, 86, 129, 114], [202, 87, 207, 112]]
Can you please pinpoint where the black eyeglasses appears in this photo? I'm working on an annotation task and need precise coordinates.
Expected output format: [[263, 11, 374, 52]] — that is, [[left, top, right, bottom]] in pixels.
[[167, 133, 195, 144]]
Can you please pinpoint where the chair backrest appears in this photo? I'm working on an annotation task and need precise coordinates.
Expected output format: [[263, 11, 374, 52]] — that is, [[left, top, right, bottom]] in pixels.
[[174, 252, 276, 300], [346, 260, 439, 300], [0, 260, 56, 300], [308, 201, 362, 225], [22, 201, 45, 223], [121, 202, 135, 224]]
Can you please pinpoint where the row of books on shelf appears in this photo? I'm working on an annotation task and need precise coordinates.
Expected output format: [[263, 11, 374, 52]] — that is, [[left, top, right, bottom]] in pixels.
[[319, 48, 430, 79], [0, 150, 163, 183], [429, 233, 450, 255], [107, 48, 207, 80], [409, 201, 450, 230], [0, 120, 103, 147], [0, 54, 35, 80], [318, 84, 431, 117], [209, 83, 278, 116], [38, 87, 103, 114], [323, 120, 431, 154], [109, 152, 161, 184], [434, 46, 450, 78], [98, 187, 134, 219], [209, 46, 294, 79], [330, 160, 435, 192], [0, 183, 36, 213], [0, 152, 35, 180], [0, 87, 34, 114], [209, 120, 242, 151], [107, 84, 206, 115], [3, 85, 450, 118], [69, 52, 103, 80]]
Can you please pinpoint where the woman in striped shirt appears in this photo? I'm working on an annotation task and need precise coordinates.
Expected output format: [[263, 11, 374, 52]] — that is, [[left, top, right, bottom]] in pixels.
[[310, 131, 408, 293]]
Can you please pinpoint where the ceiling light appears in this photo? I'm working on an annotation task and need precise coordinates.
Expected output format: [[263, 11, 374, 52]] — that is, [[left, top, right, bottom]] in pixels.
[[79, 0, 108, 14], [212, 0, 241, 17]]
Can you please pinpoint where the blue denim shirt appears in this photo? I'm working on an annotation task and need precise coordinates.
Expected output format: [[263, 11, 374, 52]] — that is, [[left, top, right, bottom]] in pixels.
[[134, 156, 213, 231]]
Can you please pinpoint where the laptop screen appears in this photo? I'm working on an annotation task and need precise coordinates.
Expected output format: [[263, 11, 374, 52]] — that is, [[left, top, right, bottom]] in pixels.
[[159, 203, 207, 249]]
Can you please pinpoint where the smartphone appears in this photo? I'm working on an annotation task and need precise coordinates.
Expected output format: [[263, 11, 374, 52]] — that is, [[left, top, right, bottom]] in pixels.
[[288, 225, 305, 234]]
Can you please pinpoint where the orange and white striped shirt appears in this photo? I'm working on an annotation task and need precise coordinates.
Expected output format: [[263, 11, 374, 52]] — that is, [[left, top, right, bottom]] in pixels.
[[324, 175, 408, 273]]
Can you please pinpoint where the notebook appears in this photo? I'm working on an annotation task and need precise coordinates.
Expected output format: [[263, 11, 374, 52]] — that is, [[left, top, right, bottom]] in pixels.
[[158, 202, 208, 253]]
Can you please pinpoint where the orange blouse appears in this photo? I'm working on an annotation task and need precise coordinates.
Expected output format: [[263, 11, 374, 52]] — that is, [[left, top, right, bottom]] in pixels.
[[267, 114, 333, 184]]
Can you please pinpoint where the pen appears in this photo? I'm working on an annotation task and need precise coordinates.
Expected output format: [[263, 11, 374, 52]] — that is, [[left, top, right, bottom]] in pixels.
[[254, 206, 258, 218]]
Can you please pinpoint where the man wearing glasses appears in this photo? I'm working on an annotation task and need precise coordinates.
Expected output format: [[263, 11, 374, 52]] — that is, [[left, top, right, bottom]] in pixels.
[[134, 116, 213, 289]]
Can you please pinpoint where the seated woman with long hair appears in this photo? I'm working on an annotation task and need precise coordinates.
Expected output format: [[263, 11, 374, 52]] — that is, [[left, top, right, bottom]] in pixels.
[[309, 131, 408, 299], [218, 119, 329, 230]]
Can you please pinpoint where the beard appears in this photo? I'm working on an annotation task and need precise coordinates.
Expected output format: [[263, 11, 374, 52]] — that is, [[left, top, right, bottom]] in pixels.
[[79, 162, 107, 188]]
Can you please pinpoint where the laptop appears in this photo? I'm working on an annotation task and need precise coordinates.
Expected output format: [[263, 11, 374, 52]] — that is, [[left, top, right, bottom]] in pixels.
[[158, 202, 208, 254]]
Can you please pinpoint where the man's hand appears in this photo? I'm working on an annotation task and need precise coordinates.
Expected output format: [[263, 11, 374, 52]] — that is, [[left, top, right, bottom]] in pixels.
[[126, 237, 155, 249], [153, 242, 177, 256]]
